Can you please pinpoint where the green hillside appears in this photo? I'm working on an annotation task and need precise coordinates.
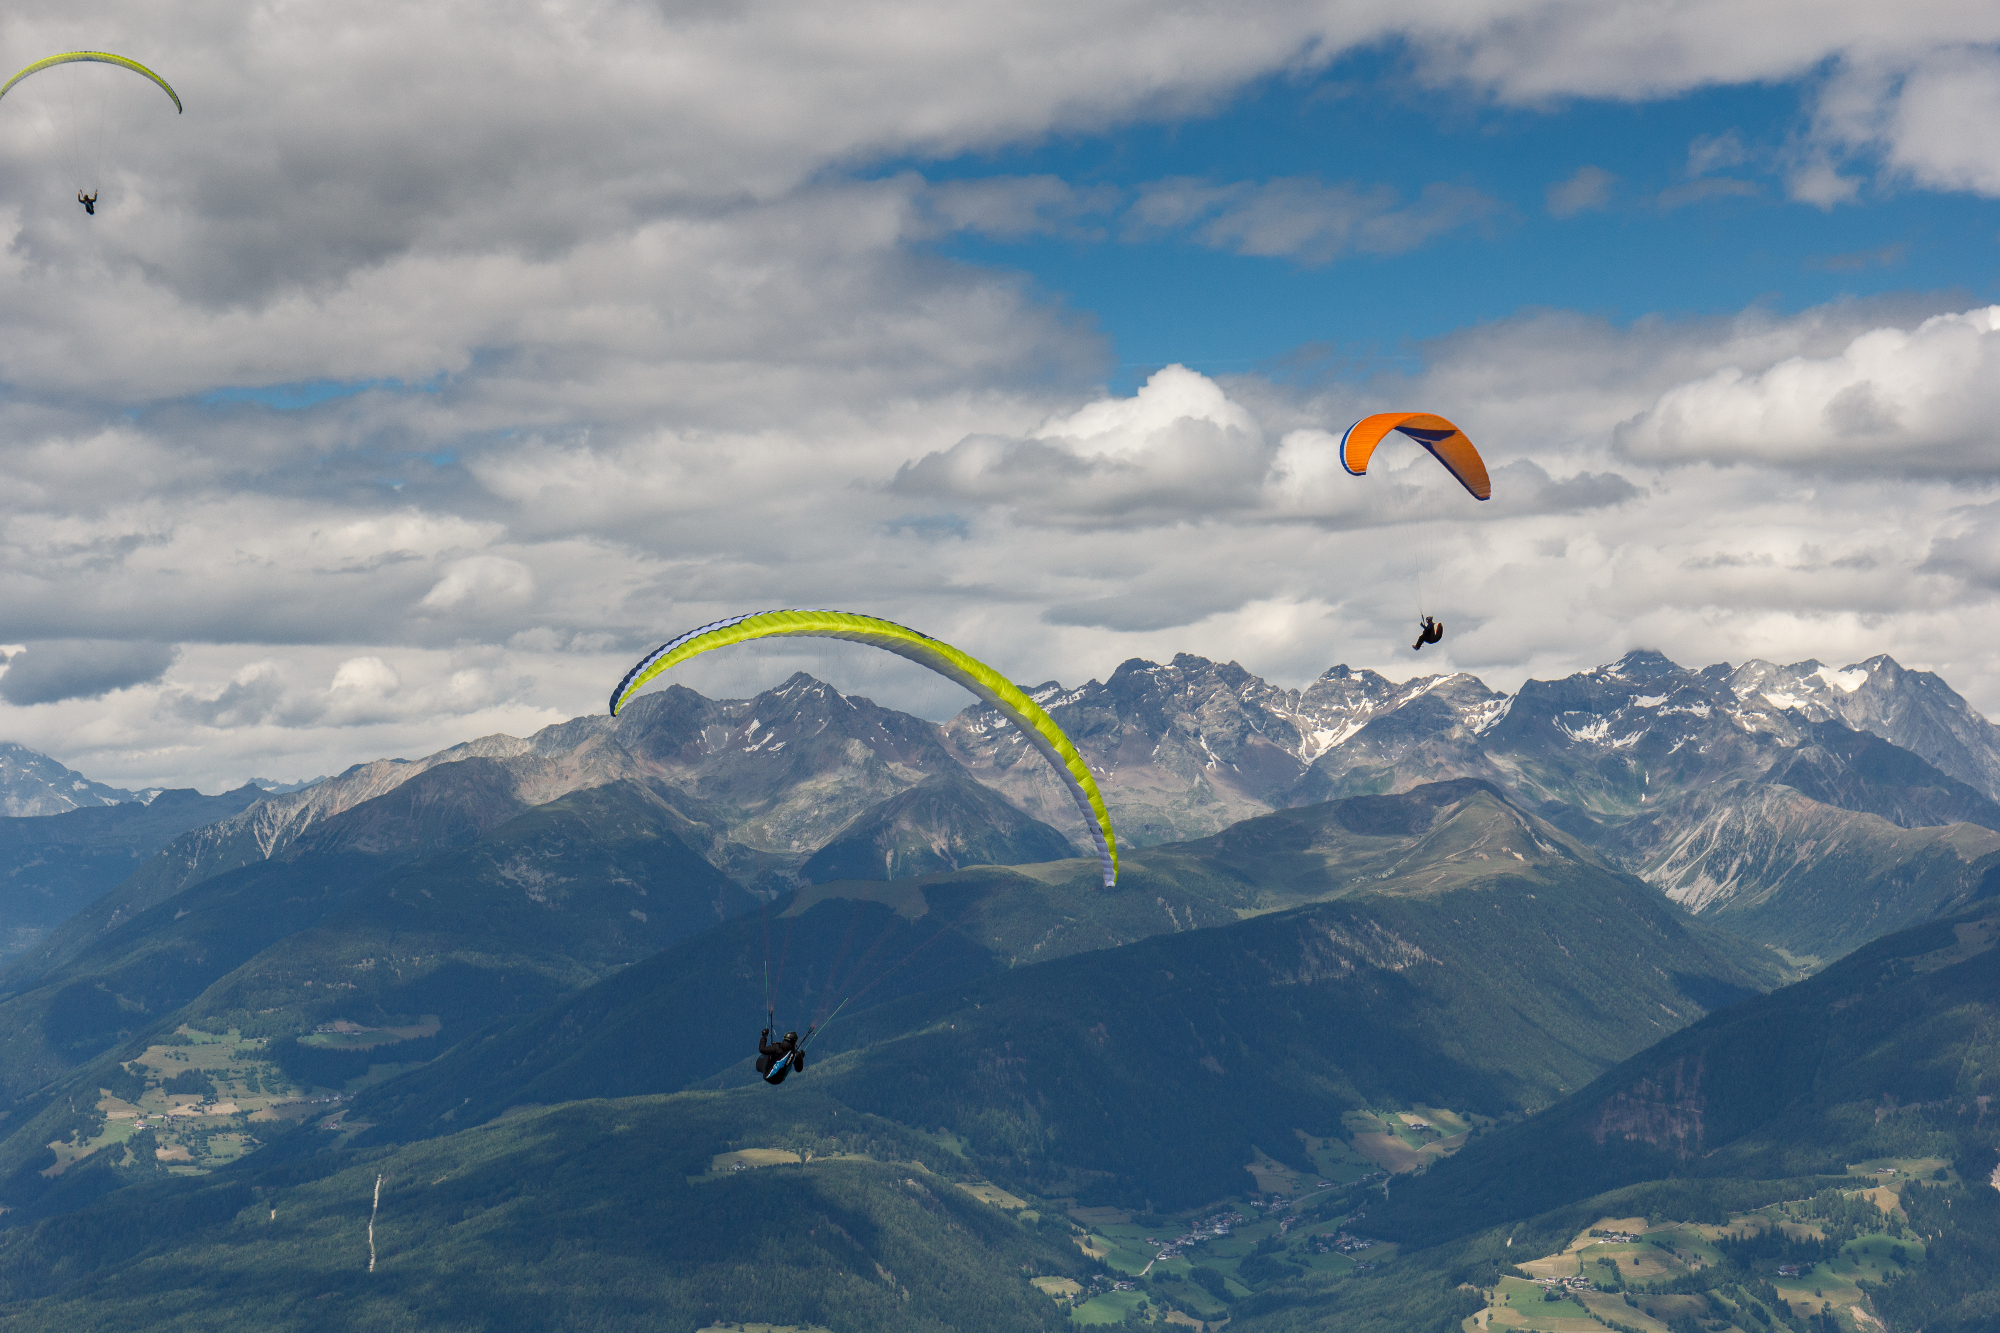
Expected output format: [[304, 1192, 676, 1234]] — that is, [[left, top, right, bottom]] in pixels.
[[354, 781, 1775, 1212], [0, 1089, 1091, 1332], [0, 781, 760, 1215], [183, 778, 758, 1041], [1374, 901, 2000, 1246], [0, 785, 1988, 1331], [0, 758, 540, 994], [1040, 904, 1999, 1333]]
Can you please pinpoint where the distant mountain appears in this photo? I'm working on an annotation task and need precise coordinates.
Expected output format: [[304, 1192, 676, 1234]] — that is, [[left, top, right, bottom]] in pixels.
[[0, 769, 758, 1114], [939, 648, 2000, 962], [0, 651, 1992, 1331], [0, 786, 267, 962], [19, 647, 1993, 978], [800, 773, 1077, 883], [187, 778, 758, 1039], [245, 775, 326, 795], [1618, 780, 1998, 962], [0, 742, 138, 816], [942, 655, 1507, 845], [1729, 654, 2000, 798], [48, 673, 984, 936]]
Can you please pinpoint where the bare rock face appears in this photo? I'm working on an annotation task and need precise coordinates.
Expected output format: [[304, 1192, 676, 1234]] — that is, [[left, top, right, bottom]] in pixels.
[[1619, 779, 1999, 959], [942, 654, 1507, 848]]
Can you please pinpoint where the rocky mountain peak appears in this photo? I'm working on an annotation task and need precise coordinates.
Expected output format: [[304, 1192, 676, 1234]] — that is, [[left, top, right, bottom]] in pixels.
[[1725, 655, 2000, 799], [0, 741, 138, 817], [1603, 648, 1688, 681]]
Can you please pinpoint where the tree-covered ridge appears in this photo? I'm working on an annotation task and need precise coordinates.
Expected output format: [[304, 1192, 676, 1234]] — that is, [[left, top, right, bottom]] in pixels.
[[1373, 904, 2000, 1246], [346, 782, 1770, 1211], [0, 1090, 1095, 1332]]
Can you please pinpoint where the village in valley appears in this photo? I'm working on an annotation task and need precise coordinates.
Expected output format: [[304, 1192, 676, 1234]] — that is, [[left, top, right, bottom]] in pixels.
[[38, 1020, 434, 1182]]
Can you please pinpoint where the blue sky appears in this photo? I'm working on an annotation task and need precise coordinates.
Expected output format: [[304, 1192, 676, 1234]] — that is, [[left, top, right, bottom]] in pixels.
[[906, 71, 2000, 386]]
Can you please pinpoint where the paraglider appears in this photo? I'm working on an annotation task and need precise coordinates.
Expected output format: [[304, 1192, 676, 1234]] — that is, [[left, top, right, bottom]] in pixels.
[[1339, 412, 1489, 650], [610, 608, 1119, 888], [757, 1027, 810, 1085], [1, 52, 181, 214], [1339, 412, 1489, 501]]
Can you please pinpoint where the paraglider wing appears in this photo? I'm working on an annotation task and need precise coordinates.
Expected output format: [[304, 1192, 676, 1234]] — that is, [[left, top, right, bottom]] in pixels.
[[609, 609, 1120, 886], [1339, 412, 1490, 501], [0, 52, 182, 112]]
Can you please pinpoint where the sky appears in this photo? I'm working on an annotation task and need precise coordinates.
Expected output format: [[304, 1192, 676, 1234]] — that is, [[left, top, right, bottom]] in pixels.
[[2, 0, 2000, 792]]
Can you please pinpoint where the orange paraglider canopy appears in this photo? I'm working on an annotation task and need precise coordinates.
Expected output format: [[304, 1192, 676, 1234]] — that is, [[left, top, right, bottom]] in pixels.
[[1339, 413, 1490, 501]]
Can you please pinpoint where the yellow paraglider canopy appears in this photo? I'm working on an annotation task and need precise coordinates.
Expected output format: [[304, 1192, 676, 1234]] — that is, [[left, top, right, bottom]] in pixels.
[[0, 52, 181, 112], [610, 609, 1120, 886]]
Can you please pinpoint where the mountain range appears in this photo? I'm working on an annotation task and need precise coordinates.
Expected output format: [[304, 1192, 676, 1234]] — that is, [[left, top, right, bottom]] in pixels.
[[20, 646, 1992, 971], [0, 646, 1994, 1329]]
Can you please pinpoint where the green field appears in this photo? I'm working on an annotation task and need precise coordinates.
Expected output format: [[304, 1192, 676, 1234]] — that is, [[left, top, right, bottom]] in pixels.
[[1069, 1287, 1153, 1325]]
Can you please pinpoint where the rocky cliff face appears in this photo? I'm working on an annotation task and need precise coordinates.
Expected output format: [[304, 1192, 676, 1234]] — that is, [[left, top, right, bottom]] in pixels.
[[940, 654, 1506, 846]]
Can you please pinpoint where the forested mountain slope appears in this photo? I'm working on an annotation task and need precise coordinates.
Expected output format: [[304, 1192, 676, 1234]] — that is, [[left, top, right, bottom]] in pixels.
[[1377, 899, 2000, 1246], [352, 782, 1775, 1208]]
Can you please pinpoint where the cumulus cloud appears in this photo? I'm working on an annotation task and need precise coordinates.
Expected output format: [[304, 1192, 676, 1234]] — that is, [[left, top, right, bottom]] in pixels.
[[170, 652, 516, 733], [0, 640, 180, 706], [418, 557, 537, 616], [891, 365, 1270, 523], [1614, 306, 2000, 473], [9, 295, 2000, 790]]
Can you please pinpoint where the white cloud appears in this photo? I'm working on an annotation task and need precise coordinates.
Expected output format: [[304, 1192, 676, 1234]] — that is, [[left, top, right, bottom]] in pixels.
[[1128, 177, 1501, 263], [7, 296, 2000, 791], [1814, 46, 2000, 198], [891, 365, 1270, 523], [418, 557, 537, 616], [1545, 165, 1615, 217], [0, 640, 180, 706], [1614, 306, 2000, 473], [921, 176, 1122, 241]]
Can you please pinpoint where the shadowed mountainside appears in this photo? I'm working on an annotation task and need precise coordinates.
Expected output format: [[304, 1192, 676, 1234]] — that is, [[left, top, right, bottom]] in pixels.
[[1376, 900, 2000, 1247], [801, 772, 1077, 884], [351, 781, 1778, 1210]]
